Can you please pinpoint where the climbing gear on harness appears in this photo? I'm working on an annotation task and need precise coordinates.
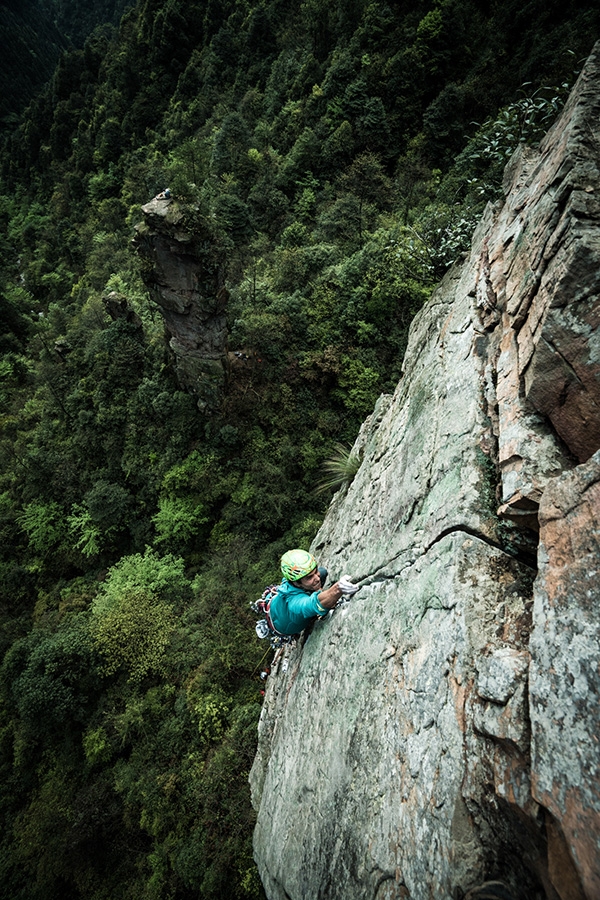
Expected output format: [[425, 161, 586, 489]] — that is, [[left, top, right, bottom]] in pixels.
[[251, 585, 298, 649], [281, 549, 318, 582], [255, 619, 270, 639]]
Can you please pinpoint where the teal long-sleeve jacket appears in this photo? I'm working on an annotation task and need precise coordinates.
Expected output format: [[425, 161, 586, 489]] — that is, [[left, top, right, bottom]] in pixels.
[[269, 578, 327, 635]]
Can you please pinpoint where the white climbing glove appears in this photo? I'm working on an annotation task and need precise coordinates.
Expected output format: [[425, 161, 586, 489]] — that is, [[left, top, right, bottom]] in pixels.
[[338, 575, 360, 596]]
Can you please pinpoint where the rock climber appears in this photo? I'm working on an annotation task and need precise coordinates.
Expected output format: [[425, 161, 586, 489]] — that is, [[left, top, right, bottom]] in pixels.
[[269, 548, 360, 637]]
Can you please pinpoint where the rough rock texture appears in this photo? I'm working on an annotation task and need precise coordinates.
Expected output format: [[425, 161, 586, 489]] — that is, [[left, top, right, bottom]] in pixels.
[[134, 196, 228, 410], [530, 450, 600, 900], [250, 45, 600, 900]]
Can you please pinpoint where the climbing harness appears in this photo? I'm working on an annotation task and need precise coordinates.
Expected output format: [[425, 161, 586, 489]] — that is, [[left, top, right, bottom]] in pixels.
[[251, 585, 298, 649]]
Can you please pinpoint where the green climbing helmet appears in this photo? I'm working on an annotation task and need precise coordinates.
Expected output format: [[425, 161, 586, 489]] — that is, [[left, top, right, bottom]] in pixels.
[[281, 549, 318, 582]]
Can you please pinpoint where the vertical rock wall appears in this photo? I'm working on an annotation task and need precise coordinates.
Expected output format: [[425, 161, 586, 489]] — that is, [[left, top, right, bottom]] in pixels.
[[250, 45, 600, 900]]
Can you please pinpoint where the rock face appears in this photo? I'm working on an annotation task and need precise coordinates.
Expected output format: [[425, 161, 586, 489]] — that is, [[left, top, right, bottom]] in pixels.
[[250, 45, 600, 900], [134, 195, 228, 410], [530, 451, 600, 900]]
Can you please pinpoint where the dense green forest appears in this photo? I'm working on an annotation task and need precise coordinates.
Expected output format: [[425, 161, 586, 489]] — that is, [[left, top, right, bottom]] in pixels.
[[1, 1, 599, 898], [0, 0, 133, 127]]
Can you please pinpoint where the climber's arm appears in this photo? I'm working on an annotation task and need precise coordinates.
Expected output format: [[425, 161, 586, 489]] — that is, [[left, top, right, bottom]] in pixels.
[[317, 583, 344, 610]]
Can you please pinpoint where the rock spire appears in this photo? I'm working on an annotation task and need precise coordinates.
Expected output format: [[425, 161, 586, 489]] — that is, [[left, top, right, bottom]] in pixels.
[[134, 194, 229, 411]]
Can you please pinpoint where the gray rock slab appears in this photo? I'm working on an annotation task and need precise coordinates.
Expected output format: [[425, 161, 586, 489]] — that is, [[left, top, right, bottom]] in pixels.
[[251, 534, 534, 900]]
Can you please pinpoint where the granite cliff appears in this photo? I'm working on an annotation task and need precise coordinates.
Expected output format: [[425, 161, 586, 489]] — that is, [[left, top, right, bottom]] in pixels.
[[250, 45, 600, 900]]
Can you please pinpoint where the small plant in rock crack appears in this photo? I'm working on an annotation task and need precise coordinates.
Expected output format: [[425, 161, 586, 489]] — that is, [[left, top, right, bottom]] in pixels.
[[315, 443, 362, 495]]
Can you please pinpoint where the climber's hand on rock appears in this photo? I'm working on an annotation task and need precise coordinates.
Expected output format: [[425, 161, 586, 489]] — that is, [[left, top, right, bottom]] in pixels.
[[338, 575, 360, 595], [319, 576, 360, 609]]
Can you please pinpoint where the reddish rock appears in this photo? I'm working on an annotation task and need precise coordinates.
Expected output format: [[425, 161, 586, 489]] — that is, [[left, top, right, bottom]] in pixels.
[[530, 450, 600, 899]]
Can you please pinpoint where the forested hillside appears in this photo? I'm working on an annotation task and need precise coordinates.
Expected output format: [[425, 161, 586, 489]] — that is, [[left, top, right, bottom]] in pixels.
[[0, 0, 132, 127], [1, 2, 599, 898]]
